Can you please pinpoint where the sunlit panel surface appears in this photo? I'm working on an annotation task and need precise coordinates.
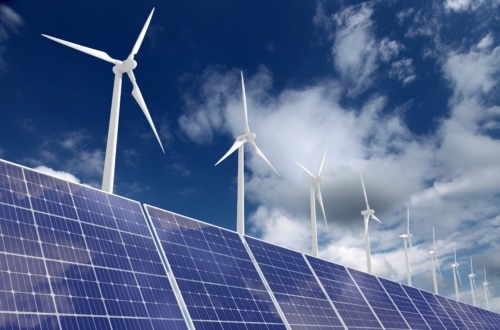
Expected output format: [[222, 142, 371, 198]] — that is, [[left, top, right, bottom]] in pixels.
[[145, 206, 287, 330], [305, 256, 382, 329], [0, 160, 187, 329], [245, 237, 345, 329]]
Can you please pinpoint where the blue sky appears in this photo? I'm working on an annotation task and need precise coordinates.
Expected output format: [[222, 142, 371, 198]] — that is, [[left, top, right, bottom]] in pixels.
[[1, 0, 499, 311]]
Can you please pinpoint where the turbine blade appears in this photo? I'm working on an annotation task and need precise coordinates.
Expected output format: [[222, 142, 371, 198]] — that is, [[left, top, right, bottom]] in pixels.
[[241, 71, 250, 134], [294, 160, 314, 178], [129, 8, 155, 59], [436, 257, 442, 276], [250, 141, 279, 176], [316, 184, 328, 231], [457, 267, 463, 286], [42, 34, 117, 64], [360, 174, 370, 210], [317, 149, 327, 175], [371, 214, 382, 224], [407, 207, 410, 235], [126, 71, 164, 153], [215, 139, 245, 166]]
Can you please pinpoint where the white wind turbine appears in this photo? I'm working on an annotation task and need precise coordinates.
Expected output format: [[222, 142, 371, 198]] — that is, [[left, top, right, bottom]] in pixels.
[[451, 243, 462, 301], [469, 257, 477, 306], [483, 267, 490, 310], [360, 174, 382, 274], [398, 207, 414, 286], [294, 150, 328, 257], [42, 8, 164, 194], [215, 71, 278, 235], [429, 227, 441, 294]]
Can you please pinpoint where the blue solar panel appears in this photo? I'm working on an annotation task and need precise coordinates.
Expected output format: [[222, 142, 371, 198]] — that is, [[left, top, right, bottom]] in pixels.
[[419, 290, 460, 329], [0, 160, 187, 329], [401, 284, 446, 329], [144, 205, 287, 330], [347, 268, 410, 329], [434, 295, 474, 329], [377, 277, 430, 329], [444, 298, 479, 329], [305, 255, 383, 329], [244, 236, 345, 329]]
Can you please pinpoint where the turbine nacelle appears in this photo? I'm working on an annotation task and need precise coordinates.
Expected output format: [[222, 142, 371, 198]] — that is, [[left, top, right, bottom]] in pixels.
[[399, 233, 413, 239], [236, 132, 256, 143], [113, 58, 138, 73]]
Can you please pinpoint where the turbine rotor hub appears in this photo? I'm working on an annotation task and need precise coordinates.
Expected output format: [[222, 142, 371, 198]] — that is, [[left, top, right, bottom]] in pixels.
[[113, 58, 137, 73], [361, 209, 374, 216]]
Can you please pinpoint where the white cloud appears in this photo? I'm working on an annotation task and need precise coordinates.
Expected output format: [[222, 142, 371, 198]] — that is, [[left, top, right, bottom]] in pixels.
[[34, 165, 81, 183], [389, 58, 416, 85], [0, 4, 22, 42]]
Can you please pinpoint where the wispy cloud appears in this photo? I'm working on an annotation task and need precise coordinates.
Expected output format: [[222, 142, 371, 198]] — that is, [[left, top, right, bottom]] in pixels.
[[0, 4, 23, 70]]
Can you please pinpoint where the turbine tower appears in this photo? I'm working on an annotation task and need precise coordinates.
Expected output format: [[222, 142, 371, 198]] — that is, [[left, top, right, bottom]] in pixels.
[[429, 227, 441, 294], [215, 71, 278, 235], [360, 174, 382, 274], [483, 267, 490, 310], [294, 150, 328, 257], [469, 257, 477, 306], [451, 243, 462, 301], [398, 207, 414, 286], [42, 8, 164, 194]]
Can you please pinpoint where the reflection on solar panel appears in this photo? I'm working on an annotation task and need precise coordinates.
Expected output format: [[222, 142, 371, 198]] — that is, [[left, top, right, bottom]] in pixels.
[[144, 205, 287, 330], [377, 277, 430, 329], [347, 268, 409, 329], [245, 236, 345, 329], [1, 158, 500, 329], [305, 255, 383, 329], [0, 160, 187, 329]]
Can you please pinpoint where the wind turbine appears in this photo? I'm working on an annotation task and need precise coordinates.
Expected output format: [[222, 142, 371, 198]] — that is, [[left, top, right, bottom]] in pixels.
[[42, 8, 164, 194], [469, 257, 477, 306], [451, 243, 462, 301], [215, 71, 278, 235], [360, 174, 382, 274], [483, 267, 490, 310], [398, 207, 414, 286], [294, 149, 328, 257], [428, 227, 441, 294]]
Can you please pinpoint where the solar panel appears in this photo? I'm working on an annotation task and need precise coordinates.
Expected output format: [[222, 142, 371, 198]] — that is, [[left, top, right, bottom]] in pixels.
[[346, 268, 410, 329], [305, 255, 383, 329], [444, 297, 479, 329], [401, 284, 446, 329], [144, 205, 287, 330], [0, 160, 188, 329], [419, 290, 460, 329], [377, 277, 430, 329], [244, 236, 346, 329]]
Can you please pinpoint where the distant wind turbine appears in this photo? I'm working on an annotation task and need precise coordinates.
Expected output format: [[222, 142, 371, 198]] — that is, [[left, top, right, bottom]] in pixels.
[[451, 243, 462, 301], [42, 8, 164, 194], [483, 267, 490, 310], [215, 71, 278, 235], [360, 174, 382, 274], [398, 207, 414, 286], [294, 149, 328, 257], [469, 257, 477, 306], [429, 227, 441, 294]]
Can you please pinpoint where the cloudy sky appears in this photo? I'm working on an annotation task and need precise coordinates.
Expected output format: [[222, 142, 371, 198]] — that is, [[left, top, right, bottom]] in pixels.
[[1, 0, 499, 312]]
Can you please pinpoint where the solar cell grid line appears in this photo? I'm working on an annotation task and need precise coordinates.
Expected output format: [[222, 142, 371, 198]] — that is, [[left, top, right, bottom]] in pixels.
[[377, 277, 431, 329], [244, 236, 347, 329], [418, 290, 459, 329], [435, 295, 477, 330], [455, 301, 490, 329], [144, 205, 288, 330], [401, 284, 446, 329], [0, 160, 188, 329], [305, 255, 384, 329], [346, 267, 410, 330]]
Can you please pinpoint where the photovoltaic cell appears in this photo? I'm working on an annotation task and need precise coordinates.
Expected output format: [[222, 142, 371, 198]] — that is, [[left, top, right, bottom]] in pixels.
[[377, 277, 430, 329], [145, 205, 287, 330], [419, 290, 459, 329], [444, 298, 478, 329], [244, 237, 345, 329], [347, 268, 409, 329], [305, 256, 382, 329], [0, 160, 187, 329], [401, 284, 445, 329]]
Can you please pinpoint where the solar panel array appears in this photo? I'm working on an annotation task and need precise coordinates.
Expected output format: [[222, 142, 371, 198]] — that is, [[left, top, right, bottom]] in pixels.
[[1, 158, 500, 329]]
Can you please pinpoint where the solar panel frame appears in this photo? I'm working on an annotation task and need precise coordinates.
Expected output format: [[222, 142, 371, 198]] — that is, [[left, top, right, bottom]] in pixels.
[[377, 277, 431, 329], [305, 255, 384, 329], [144, 205, 288, 330], [244, 236, 347, 329]]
